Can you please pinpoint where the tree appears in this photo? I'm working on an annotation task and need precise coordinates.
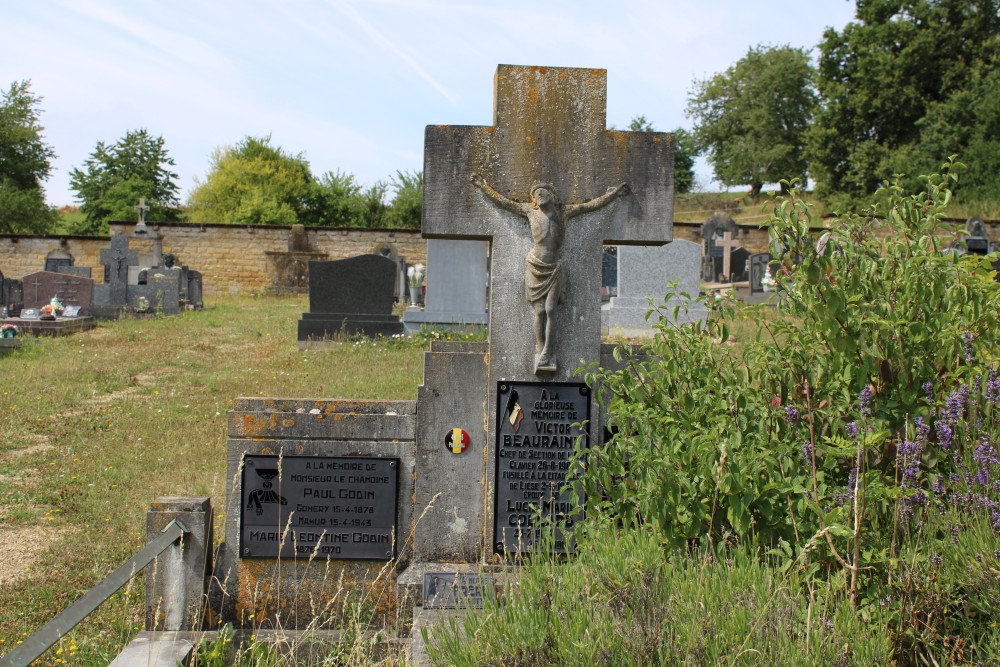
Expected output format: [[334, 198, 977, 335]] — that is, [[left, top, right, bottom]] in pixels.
[[69, 129, 180, 234], [306, 170, 365, 227], [627, 116, 697, 194], [187, 135, 313, 226], [0, 80, 56, 234], [686, 45, 816, 197], [383, 170, 422, 229], [809, 0, 1000, 204]]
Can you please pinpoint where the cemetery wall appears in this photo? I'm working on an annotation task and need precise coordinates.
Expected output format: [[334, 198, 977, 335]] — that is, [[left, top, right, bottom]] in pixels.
[[0, 223, 428, 296], [3, 218, 991, 294]]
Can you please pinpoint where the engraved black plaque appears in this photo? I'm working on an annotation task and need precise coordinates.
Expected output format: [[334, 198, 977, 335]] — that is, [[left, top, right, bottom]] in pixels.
[[423, 572, 494, 609], [240, 455, 398, 560], [494, 381, 589, 555]]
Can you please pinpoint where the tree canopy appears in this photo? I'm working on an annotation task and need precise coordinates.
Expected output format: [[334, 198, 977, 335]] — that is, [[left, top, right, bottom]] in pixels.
[[809, 0, 1000, 204], [186, 135, 312, 226], [0, 80, 56, 234], [69, 129, 180, 235], [687, 45, 816, 196]]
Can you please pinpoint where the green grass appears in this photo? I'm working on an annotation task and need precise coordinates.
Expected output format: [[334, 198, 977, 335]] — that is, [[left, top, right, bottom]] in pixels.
[[0, 295, 426, 665]]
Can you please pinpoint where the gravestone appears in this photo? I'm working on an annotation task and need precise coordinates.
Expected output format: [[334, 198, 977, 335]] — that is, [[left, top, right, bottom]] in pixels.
[[412, 63, 673, 564], [21, 270, 95, 316], [602, 239, 707, 336], [749, 252, 773, 294], [965, 216, 990, 254], [94, 233, 140, 316], [187, 270, 204, 309], [54, 266, 93, 279], [701, 213, 739, 282], [402, 239, 489, 331], [297, 254, 404, 344], [729, 247, 750, 283], [44, 250, 74, 274], [601, 246, 618, 299]]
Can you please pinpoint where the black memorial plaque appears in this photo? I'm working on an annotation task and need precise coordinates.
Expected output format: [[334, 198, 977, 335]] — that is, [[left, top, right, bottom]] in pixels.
[[494, 381, 589, 555], [240, 455, 398, 560], [423, 572, 494, 609]]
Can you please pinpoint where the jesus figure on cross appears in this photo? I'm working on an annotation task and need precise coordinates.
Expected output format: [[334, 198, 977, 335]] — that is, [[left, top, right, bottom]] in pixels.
[[471, 174, 629, 372]]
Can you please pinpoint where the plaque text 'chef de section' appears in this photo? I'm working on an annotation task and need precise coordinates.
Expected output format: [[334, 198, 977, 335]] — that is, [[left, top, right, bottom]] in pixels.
[[494, 382, 589, 554], [240, 456, 398, 560]]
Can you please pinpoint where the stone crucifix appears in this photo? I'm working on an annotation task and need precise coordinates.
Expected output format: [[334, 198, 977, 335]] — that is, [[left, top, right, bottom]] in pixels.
[[423, 65, 675, 381], [716, 231, 741, 282], [471, 175, 629, 371]]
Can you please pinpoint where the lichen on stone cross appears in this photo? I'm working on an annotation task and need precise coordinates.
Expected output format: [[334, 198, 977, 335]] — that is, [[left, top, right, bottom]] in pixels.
[[423, 64, 675, 380]]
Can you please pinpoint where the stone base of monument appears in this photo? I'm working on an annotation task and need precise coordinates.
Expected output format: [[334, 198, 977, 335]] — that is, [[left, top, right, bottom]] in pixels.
[[401, 306, 488, 333], [1, 316, 96, 336], [297, 312, 404, 346]]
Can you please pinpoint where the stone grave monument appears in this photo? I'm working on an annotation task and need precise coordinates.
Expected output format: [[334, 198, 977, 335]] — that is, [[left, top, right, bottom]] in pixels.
[[21, 270, 95, 315], [402, 239, 489, 331], [297, 254, 405, 345], [216, 65, 673, 652], [701, 212, 741, 282], [602, 239, 707, 336]]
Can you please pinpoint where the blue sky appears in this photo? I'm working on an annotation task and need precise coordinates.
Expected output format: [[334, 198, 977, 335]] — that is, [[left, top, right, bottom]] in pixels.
[[2, 0, 857, 206]]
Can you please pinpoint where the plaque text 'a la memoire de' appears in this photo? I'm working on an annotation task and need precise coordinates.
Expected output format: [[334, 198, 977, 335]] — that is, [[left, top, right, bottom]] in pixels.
[[240, 455, 398, 560], [494, 381, 589, 554]]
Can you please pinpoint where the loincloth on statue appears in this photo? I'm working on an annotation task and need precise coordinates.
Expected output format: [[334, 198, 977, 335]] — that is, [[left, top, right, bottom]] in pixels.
[[525, 251, 563, 304]]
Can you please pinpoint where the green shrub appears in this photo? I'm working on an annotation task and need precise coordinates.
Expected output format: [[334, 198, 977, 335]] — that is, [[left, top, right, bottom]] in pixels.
[[574, 162, 1000, 662]]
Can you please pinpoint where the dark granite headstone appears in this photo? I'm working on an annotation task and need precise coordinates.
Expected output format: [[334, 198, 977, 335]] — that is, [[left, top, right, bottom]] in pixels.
[[21, 271, 94, 316], [601, 246, 618, 299], [298, 255, 404, 341], [44, 256, 73, 273], [188, 270, 204, 309], [54, 266, 93, 279]]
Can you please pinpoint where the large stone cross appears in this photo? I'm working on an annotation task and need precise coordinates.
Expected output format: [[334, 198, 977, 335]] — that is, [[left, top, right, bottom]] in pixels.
[[423, 64, 675, 382]]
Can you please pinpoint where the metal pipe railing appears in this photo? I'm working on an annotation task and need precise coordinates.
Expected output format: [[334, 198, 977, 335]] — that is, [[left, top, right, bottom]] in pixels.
[[0, 520, 188, 667]]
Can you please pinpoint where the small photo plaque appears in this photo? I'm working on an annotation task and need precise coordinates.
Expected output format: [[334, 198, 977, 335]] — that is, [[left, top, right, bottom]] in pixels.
[[423, 572, 493, 609], [240, 455, 399, 560], [63, 305, 81, 317], [19, 308, 39, 320]]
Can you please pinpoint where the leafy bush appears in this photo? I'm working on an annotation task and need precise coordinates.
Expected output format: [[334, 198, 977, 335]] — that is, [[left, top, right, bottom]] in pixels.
[[576, 163, 1000, 662]]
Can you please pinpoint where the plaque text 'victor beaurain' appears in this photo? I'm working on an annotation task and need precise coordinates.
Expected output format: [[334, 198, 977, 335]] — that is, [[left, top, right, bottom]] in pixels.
[[240, 455, 398, 560], [494, 382, 589, 554]]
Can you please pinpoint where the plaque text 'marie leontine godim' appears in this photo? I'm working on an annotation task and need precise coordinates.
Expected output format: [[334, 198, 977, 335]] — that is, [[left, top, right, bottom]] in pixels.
[[240, 455, 398, 560]]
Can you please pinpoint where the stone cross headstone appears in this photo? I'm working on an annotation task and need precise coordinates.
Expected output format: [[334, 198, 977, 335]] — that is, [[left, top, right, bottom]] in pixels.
[[419, 64, 674, 557], [716, 231, 741, 282], [99, 233, 139, 307], [134, 197, 150, 225]]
